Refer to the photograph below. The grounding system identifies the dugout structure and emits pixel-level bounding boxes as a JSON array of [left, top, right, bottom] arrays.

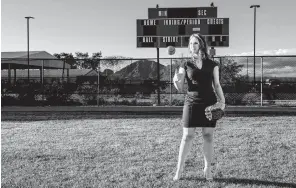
[[1, 51, 71, 84]]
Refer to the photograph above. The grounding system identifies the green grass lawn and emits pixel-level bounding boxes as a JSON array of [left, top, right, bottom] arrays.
[[2, 116, 296, 188]]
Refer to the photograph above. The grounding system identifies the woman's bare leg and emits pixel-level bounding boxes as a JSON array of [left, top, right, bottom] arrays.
[[202, 127, 215, 180], [173, 127, 196, 180]]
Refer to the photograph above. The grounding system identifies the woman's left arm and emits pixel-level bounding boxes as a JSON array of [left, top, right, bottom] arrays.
[[212, 66, 226, 110]]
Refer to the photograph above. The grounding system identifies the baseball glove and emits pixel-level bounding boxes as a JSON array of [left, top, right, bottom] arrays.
[[205, 102, 225, 121], [210, 108, 225, 120]]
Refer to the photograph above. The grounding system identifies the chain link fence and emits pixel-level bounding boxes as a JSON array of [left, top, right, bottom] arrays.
[[2, 56, 296, 106], [215, 56, 296, 106]]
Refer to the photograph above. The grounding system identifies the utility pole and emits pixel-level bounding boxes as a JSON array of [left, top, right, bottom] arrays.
[[25, 16, 34, 83], [250, 5, 260, 85]]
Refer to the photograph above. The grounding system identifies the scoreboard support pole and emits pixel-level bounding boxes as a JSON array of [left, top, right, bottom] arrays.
[[157, 47, 160, 105], [170, 58, 172, 106]]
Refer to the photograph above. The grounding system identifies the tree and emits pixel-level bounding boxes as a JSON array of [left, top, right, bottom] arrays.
[[53, 52, 102, 70], [74, 52, 89, 69], [75, 52, 102, 70], [53, 52, 77, 69], [218, 57, 244, 84]]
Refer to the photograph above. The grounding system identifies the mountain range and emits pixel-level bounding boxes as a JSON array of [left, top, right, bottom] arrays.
[[109, 59, 174, 81]]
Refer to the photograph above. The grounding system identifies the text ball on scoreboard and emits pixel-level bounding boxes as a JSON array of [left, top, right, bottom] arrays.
[[138, 36, 157, 43], [137, 37, 158, 47]]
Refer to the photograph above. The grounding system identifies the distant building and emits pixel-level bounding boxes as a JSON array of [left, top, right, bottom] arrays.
[[1, 51, 70, 69], [1, 51, 71, 84]]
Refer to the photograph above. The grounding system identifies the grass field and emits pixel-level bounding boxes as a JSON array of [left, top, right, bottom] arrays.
[[1, 115, 296, 188]]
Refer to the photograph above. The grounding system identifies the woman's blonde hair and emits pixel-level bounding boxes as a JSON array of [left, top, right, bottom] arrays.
[[188, 33, 209, 60]]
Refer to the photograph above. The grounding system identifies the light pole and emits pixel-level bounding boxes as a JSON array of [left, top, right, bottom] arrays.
[[250, 5, 260, 86], [25, 16, 34, 82]]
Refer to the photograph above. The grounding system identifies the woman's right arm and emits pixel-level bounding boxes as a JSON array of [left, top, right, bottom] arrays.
[[173, 67, 186, 92]]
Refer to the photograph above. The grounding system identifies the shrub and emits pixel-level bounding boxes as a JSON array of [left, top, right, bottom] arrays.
[[241, 93, 260, 105], [120, 99, 131, 106], [171, 98, 184, 106], [69, 94, 85, 105], [44, 81, 71, 106], [76, 81, 98, 105], [225, 93, 244, 105], [150, 92, 158, 105], [1, 95, 19, 106], [17, 84, 40, 106], [87, 99, 98, 105], [128, 99, 137, 106]]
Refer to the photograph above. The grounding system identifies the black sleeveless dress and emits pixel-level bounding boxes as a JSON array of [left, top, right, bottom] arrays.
[[180, 59, 219, 128]]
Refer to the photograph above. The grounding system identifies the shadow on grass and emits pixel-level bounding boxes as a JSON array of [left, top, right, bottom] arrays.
[[183, 177, 296, 187]]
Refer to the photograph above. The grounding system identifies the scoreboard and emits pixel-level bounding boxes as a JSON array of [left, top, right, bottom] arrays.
[[136, 7, 229, 48]]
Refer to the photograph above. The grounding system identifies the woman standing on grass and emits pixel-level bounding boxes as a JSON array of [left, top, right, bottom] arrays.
[[172, 33, 226, 181]]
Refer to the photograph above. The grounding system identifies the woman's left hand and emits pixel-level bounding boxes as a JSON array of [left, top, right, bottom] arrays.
[[205, 102, 225, 120], [205, 106, 212, 120], [219, 102, 226, 110], [209, 102, 226, 111]]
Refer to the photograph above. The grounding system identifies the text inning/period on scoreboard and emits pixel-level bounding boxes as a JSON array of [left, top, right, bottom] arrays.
[[136, 18, 229, 48]]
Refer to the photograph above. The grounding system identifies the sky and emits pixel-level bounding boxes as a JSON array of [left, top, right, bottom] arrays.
[[1, 0, 296, 59]]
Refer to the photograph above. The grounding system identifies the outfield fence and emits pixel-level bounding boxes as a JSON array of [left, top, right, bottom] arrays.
[[1, 55, 296, 106]]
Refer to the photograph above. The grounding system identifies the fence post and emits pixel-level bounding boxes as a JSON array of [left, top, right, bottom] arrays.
[[42, 60, 44, 106], [97, 59, 100, 106], [8, 63, 11, 85], [14, 69, 16, 85], [67, 69, 69, 83], [62, 59, 65, 81], [260, 57, 263, 106], [247, 57, 249, 82], [157, 48, 160, 106]]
